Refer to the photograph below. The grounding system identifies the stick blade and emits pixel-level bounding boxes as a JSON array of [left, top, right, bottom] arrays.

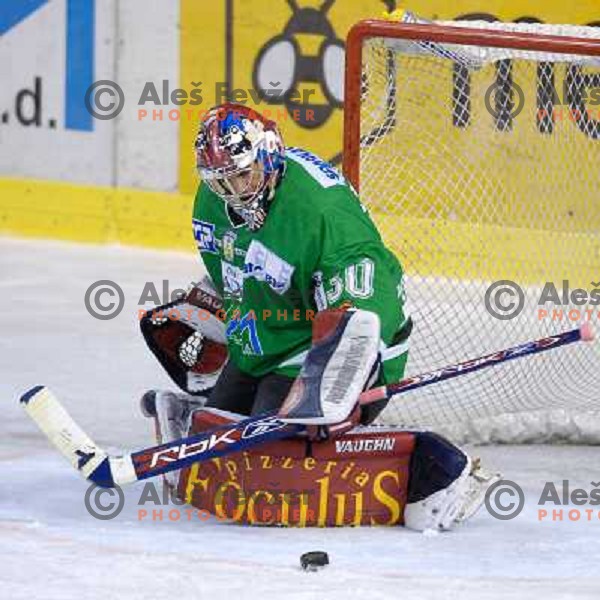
[[20, 386, 118, 487]]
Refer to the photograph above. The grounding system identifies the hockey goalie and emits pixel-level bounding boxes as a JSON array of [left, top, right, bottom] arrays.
[[140, 103, 498, 529]]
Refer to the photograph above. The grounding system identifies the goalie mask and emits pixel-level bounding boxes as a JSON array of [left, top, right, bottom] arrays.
[[195, 103, 286, 230]]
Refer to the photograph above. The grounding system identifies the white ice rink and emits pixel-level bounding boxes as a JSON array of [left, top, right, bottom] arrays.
[[1, 237, 599, 600]]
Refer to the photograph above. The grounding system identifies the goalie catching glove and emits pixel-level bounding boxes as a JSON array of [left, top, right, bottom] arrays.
[[278, 307, 380, 427], [140, 278, 228, 394]]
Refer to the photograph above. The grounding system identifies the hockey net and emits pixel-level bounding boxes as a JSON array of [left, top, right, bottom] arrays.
[[343, 19, 600, 443]]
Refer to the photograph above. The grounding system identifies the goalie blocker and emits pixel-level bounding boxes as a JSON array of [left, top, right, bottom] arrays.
[[278, 307, 381, 427]]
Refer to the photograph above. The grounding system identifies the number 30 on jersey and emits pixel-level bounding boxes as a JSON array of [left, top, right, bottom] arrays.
[[313, 258, 375, 310]]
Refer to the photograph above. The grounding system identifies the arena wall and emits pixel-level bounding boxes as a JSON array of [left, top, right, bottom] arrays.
[[0, 0, 597, 249]]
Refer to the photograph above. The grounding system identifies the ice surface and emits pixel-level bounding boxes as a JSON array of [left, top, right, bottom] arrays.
[[1, 237, 599, 599]]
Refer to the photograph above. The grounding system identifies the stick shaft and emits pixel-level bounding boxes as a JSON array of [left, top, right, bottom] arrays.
[[130, 415, 302, 483], [359, 326, 589, 404]]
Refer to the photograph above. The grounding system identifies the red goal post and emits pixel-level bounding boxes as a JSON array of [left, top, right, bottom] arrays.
[[342, 18, 600, 443], [344, 19, 600, 190]]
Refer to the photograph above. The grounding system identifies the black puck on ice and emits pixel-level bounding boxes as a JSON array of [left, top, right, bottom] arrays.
[[300, 551, 329, 571]]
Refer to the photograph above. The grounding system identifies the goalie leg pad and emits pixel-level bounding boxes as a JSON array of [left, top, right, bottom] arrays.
[[278, 308, 380, 425], [404, 432, 501, 531], [177, 410, 416, 526]]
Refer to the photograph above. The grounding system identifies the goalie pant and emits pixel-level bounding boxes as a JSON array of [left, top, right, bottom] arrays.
[[157, 405, 482, 530]]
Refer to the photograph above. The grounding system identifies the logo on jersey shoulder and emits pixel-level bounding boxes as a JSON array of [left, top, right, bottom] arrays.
[[286, 147, 344, 188], [244, 240, 295, 295], [192, 219, 218, 254], [335, 438, 396, 453]]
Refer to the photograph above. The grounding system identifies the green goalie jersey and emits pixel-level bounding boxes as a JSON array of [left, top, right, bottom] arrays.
[[192, 146, 409, 381]]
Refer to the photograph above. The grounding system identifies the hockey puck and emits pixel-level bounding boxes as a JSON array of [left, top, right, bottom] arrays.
[[300, 551, 329, 571]]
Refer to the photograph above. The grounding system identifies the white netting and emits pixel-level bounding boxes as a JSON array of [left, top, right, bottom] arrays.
[[349, 20, 600, 442]]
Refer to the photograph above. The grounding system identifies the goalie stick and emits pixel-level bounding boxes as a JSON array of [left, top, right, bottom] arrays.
[[20, 323, 594, 488]]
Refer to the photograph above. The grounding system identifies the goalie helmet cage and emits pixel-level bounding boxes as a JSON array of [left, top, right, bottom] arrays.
[[343, 19, 600, 444]]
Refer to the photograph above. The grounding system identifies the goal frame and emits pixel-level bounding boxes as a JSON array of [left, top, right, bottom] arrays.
[[342, 19, 600, 190], [340, 19, 600, 443]]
